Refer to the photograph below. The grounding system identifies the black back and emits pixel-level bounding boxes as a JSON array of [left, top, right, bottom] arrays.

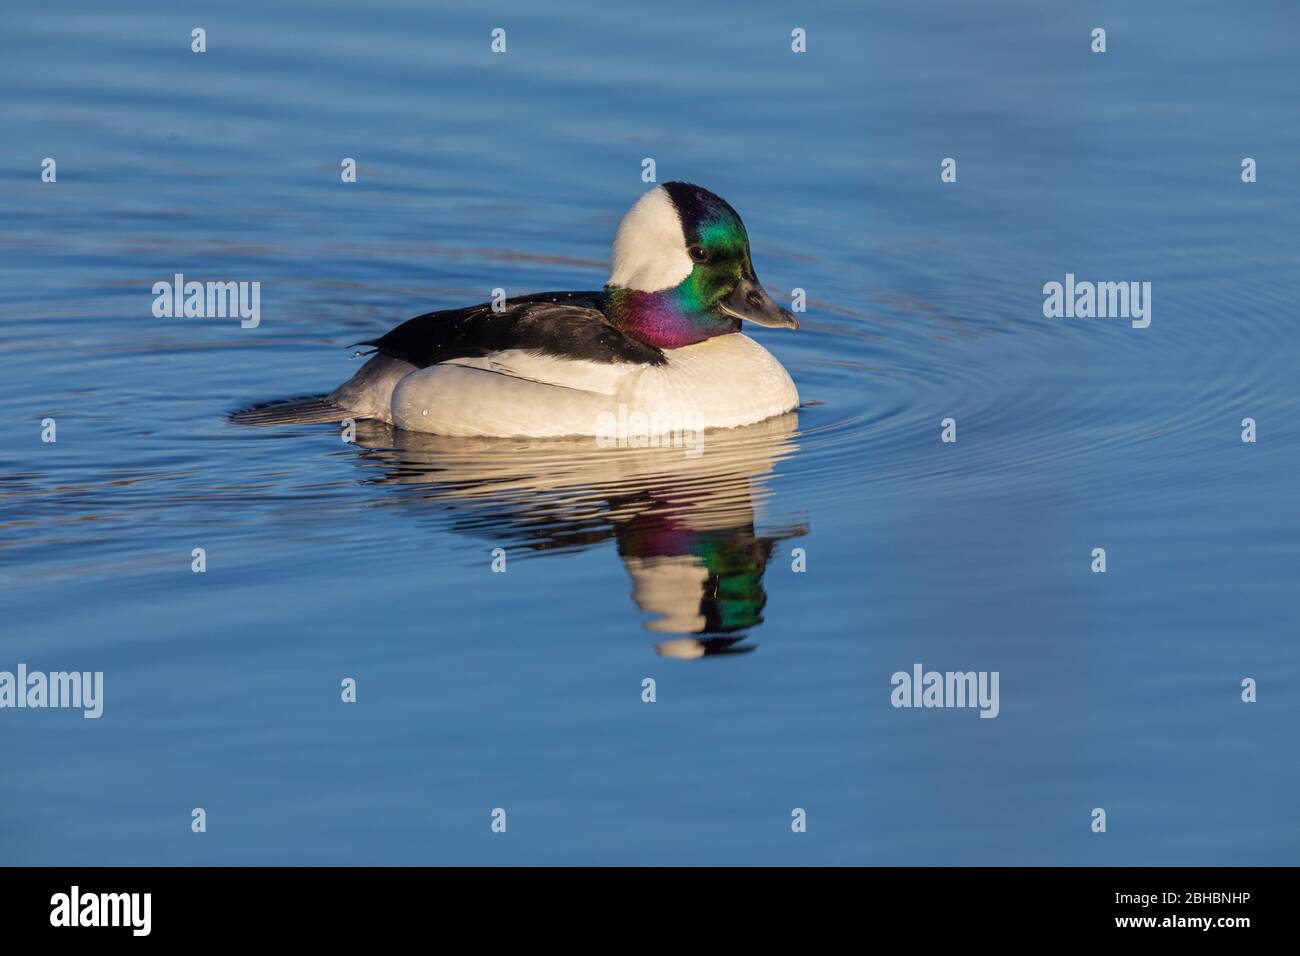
[[360, 290, 665, 368]]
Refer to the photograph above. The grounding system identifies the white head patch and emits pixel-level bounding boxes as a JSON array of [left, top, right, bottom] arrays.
[[607, 186, 694, 292]]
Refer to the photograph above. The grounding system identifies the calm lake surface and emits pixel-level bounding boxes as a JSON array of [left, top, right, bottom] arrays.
[[2, 0, 1297, 865]]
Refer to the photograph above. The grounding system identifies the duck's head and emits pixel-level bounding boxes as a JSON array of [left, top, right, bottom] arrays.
[[606, 182, 798, 349]]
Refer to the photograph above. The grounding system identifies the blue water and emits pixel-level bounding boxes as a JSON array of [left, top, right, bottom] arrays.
[[2, 0, 1297, 865]]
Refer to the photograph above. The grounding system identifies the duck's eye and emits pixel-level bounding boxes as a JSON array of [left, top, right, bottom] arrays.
[[688, 245, 708, 263]]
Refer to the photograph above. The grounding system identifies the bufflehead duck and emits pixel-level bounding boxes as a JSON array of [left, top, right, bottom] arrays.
[[232, 182, 799, 437]]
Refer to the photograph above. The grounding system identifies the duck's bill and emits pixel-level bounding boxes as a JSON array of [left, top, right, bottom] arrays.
[[717, 279, 800, 329]]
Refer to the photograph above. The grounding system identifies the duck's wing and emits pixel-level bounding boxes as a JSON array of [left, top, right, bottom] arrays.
[[360, 291, 666, 369]]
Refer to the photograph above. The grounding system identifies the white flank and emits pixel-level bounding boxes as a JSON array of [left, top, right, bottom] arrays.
[[389, 333, 799, 437], [442, 351, 631, 395]]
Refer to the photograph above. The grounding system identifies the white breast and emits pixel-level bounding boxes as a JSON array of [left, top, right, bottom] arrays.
[[389, 333, 798, 437]]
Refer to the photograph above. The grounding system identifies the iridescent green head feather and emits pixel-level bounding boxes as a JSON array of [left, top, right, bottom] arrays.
[[606, 182, 798, 350]]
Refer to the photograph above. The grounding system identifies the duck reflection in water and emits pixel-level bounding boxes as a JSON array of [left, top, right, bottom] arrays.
[[346, 412, 807, 658]]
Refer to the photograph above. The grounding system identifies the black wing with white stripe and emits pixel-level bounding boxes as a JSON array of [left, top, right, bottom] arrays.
[[361, 291, 665, 368]]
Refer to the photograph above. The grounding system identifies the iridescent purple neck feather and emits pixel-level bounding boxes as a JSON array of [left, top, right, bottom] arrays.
[[605, 286, 739, 350]]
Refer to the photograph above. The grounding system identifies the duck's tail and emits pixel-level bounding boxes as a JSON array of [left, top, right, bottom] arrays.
[[227, 396, 352, 426], [229, 355, 417, 427]]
